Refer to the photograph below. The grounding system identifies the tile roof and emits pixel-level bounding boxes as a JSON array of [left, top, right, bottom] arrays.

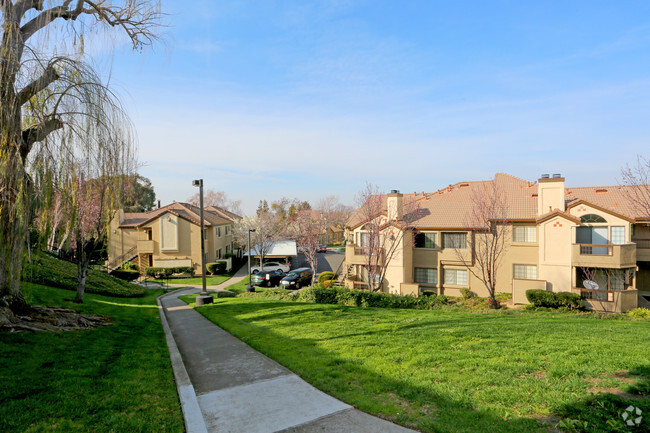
[[346, 173, 649, 230], [119, 202, 241, 228]]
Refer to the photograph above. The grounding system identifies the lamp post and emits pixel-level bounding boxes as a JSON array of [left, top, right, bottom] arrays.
[[246, 229, 256, 292], [192, 179, 213, 306]]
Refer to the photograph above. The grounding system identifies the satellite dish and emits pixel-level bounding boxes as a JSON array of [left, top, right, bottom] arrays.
[[583, 280, 599, 290]]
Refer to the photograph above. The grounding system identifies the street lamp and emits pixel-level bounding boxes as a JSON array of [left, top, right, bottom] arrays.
[[192, 179, 213, 306], [247, 228, 256, 292]]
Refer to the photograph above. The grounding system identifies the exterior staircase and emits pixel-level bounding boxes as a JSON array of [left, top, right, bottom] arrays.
[[107, 246, 138, 272]]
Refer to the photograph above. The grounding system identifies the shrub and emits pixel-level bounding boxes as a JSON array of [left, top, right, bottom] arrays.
[[627, 308, 650, 320], [297, 287, 449, 310], [322, 280, 332, 288], [421, 290, 436, 297], [318, 271, 337, 284], [526, 289, 582, 309], [144, 267, 173, 279], [215, 291, 237, 298], [121, 261, 139, 271], [555, 292, 582, 309], [207, 261, 227, 275], [111, 269, 140, 282], [460, 288, 475, 299]]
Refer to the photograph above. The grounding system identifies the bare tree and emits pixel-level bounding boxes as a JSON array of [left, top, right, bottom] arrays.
[[288, 210, 324, 285], [315, 195, 353, 243], [454, 180, 509, 308], [0, 1, 161, 315], [186, 189, 242, 215], [621, 155, 650, 219], [233, 211, 283, 273], [354, 183, 420, 292]]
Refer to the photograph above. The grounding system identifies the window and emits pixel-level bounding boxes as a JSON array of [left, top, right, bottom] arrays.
[[415, 268, 437, 284], [225, 225, 230, 236], [415, 232, 437, 249], [443, 232, 467, 249], [513, 226, 537, 243], [611, 226, 625, 245], [513, 264, 537, 280], [225, 245, 230, 254], [203, 229, 208, 240], [216, 249, 222, 259], [444, 269, 468, 286], [360, 233, 369, 247], [216, 227, 222, 237], [581, 214, 607, 223]]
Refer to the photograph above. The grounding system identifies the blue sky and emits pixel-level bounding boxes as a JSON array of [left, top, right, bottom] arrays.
[[104, 1, 650, 214]]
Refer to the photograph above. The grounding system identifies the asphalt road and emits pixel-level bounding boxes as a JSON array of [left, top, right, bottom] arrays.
[[292, 249, 345, 276]]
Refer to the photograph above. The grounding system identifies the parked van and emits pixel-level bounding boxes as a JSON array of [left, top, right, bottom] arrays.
[[280, 267, 313, 289]]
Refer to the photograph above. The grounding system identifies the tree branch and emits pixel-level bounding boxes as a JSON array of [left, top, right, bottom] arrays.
[[20, 117, 64, 159], [17, 64, 60, 106]]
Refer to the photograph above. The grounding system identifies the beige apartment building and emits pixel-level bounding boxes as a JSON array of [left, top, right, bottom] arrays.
[[343, 173, 650, 312], [108, 202, 241, 275]]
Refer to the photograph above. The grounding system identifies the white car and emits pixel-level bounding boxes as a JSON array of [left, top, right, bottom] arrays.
[[251, 261, 290, 274]]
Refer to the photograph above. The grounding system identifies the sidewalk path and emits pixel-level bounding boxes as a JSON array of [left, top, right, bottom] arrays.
[[158, 286, 417, 432]]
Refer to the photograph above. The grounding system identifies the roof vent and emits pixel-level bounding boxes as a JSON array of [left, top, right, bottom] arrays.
[[596, 188, 608, 194], [459, 183, 469, 188], [390, 189, 400, 194], [541, 174, 550, 179], [552, 173, 562, 178]]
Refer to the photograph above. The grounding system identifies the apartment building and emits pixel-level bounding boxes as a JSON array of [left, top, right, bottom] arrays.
[[108, 202, 241, 275], [343, 173, 650, 312]]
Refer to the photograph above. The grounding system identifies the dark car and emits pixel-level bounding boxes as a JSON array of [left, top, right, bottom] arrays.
[[251, 269, 285, 287], [280, 267, 313, 290]]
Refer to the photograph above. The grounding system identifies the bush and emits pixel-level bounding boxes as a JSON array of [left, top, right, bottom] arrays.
[[171, 266, 194, 276], [111, 269, 140, 282], [144, 267, 173, 279], [121, 261, 139, 271], [322, 280, 334, 288], [526, 289, 582, 309], [460, 288, 475, 299], [318, 272, 336, 284], [421, 290, 436, 297], [207, 261, 227, 275], [627, 308, 650, 320], [297, 287, 449, 310]]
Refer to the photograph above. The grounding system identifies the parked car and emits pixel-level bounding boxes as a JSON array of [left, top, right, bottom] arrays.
[[316, 244, 327, 253], [251, 270, 285, 287], [250, 261, 290, 274], [280, 267, 314, 290]]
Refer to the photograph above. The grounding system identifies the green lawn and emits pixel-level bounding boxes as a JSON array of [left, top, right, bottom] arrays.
[[183, 296, 649, 433], [166, 273, 233, 286], [1, 283, 184, 433]]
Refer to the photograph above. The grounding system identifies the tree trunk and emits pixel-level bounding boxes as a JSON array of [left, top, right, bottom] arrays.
[[75, 241, 90, 303]]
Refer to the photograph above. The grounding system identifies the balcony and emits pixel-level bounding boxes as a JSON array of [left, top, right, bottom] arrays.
[[634, 239, 650, 261], [571, 287, 638, 313], [571, 243, 636, 269], [137, 240, 155, 254]]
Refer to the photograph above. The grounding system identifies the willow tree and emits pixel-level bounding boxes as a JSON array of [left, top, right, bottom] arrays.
[[0, 1, 160, 315]]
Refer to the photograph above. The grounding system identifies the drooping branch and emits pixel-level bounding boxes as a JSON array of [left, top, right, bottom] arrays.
[[21, 117, 64, 159]]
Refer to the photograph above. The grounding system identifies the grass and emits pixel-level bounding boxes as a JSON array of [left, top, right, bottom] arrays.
[[222, 276, 250, 293], [166, 273, 233, 286], [22, 251, 146, 297], [0, 283, 184, 433], [182, 296, 650, 433]]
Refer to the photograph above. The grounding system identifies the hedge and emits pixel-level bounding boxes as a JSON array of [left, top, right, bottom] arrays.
[[318, 271, 336, 284], [297, 287, 449, 310], [207, 261, 227, 275], [525, 289, 582, 309], [110, 269, 140, 281], [144, 266, 195, 279]]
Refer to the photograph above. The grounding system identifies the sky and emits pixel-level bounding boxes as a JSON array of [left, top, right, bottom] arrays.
[[99, 1, 650, 215]]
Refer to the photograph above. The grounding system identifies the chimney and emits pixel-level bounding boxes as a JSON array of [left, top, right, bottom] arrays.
[[157, 200, 161, 209], [537, 173, 565, 216], [387, 190, 403, 221]]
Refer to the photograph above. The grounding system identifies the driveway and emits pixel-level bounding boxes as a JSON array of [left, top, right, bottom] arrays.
[[292, 249, 344, 275]]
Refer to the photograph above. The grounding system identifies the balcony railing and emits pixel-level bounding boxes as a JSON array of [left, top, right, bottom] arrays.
[[571, 243, 636, 268], [580, 288, 615, 302]]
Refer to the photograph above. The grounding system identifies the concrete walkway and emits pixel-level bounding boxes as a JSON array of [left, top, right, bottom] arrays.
[[157, 280, 417, 432]]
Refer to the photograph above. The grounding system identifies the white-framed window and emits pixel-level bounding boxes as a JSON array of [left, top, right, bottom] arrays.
[[216, 227, 222, 237], [444, 269, 468, 286], [513, 226, 537, 243], [414, 267, 437, 284], [225, 225, 230, 236], [415, 232, 437, 249], [610, 226, 625, 245], [225, 245, 230, 254], [513, 264, 537, 280], [216, 249, 222, 259], [443, 232, 467, 249]]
